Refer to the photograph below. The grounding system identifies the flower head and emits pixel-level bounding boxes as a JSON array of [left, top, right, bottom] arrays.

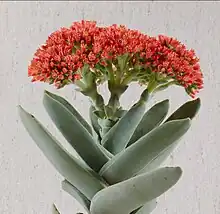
[[28, 20, 203, 97], [28, 20, 101, 88]]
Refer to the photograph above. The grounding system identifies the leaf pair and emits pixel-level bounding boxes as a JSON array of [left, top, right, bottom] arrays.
[[43, 91, 110, 172], [127, 97, 201, 147], [19, 90, 117, 202], [100, 118, 191, 184], [18, 106, 105, 200]]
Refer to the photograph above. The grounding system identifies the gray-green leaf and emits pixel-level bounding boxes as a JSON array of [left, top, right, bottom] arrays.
[[89, 105, 101, 141], [165, 98, 201, 122], [100, 119, 190, 184], [45, 91, 92, 134], [62, 180, 90, 212], [102, 102, 146, 154], [127, 99, 169, 147], [43, 91, 109, 172], [90, 167, 182, 214], [18, 106, 105, 200]]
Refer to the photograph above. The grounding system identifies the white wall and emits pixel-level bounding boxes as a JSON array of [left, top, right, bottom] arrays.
[[0, 2, 219, 214]]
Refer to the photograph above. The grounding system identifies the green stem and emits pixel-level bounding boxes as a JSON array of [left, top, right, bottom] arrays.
[[153, 80, 177, 92], [75, 80, 105, 113], [105, 81, 128, 119], [89, 89, 105, 112], [147, 79, 158, 93], [121, 73, 136, 85]]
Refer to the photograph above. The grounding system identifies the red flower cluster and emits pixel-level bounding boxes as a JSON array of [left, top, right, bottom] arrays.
[[28, 20, 203, 96], [28, 21, 100, 88]]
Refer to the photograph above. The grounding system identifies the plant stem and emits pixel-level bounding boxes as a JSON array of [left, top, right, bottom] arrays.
[[105, 81, 128, 119], [75, 80, 105, 113], [89, 89, 105, 113]]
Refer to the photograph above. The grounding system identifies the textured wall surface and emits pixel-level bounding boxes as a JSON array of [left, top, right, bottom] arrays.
[[0, 1, 219, 214]]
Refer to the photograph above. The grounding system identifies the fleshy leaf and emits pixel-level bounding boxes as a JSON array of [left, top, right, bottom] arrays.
[[89, 105, 101, 141], [100, 119, 191, 184], [90, 167, 182, 214], [127, 99, 169, 147], [62, 180, 90, 212], [165, 98, 201, 122], [43, 91, 109, 172], [131, 200, 157, 214], [45, 91, 92, 134], [18, 106, 105, 200], [102, 102, 146, 154]]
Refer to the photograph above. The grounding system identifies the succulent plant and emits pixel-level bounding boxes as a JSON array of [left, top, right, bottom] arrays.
[[18, 20, 203, 214]]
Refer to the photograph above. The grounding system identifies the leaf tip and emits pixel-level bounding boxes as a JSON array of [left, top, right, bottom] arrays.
[[17, 104, 23, 112], [175, 166, 183, 175], [195, 97, 201, 102], [17, 105, 31, 118], [163, 99, 170, 107], [165, 166, 183, 179], [44, 89, 50, 95], [194, 97, 201, 108], [182, 117, 192, 130], [17, 105, 24, 119], [44, 90, 53, 98], [52, 203, 60, 214]]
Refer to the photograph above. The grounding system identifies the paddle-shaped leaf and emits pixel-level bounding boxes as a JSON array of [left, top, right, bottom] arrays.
[[102, 102, 146, 154], [18, 106, 105, 200], [100, 119, 190, 184], [46, 91, 92, 134], [131, 200, 157, 214], [43, 91, 109, 172], [127, 99, 169, 147], [90, 167, 182, 214], [89, 105, 101, 141], [62, 180, 90, 212], [165, 98, 201, 122]]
